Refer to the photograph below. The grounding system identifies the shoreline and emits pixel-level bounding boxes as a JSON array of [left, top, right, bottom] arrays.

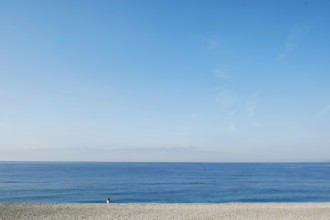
[[1, 202, 330, 219]]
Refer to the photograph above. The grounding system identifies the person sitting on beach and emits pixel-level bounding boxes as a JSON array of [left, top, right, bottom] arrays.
[[107, 198, 110, 204]]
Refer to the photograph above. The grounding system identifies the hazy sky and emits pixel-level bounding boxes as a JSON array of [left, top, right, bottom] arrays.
[[1, 0, 330, 162]]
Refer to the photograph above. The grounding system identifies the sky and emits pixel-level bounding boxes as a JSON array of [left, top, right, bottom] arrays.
[[1, 0, 330, 162]]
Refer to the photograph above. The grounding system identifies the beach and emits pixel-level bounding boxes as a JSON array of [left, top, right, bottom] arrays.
[[1, 203, 330, 220]]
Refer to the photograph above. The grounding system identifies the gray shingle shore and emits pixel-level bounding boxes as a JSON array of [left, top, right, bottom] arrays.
[[1, 202, 330, 220]]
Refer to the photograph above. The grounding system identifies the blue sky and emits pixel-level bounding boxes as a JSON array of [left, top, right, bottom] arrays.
[[1, 0, 330, 162]]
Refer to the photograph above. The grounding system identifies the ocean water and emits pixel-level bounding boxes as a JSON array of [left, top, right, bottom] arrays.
[[1, 162, 330, 203]]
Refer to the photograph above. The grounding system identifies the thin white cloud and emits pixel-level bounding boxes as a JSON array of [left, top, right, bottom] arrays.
[[246, 103, 256, 117], [110, 146, 200, 153], [246, 94, 258, 116], [279, 26, 311, 60], [212, 68, 229, 79], [185, 113, 199, 120], [175, 126, 190, 136], [228, 121, 235, 131], [198, 36, 219, 50], [228, 111, 236, 131], [250, 121, 261, 127], [207, 40, 218, 49], [246, 94, 261, 127], [315, 105, 330, 117], [216, 91, 235, 108]]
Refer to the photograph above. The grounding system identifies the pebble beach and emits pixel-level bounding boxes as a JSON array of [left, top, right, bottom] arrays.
[[1, 202, 330, 220]]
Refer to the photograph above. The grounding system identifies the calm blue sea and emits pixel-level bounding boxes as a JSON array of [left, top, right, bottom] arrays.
[[1, 162, 330, 203]]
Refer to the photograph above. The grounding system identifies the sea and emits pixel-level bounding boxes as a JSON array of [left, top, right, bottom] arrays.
[[1, 162, 330, 203]]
